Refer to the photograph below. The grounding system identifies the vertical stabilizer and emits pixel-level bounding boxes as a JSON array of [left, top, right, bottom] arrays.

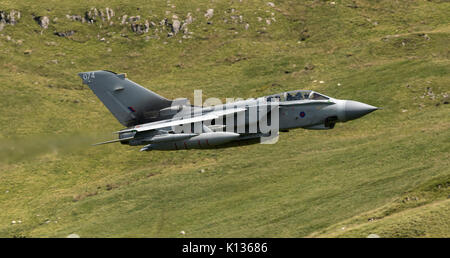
[[79, 70, 172, 126]]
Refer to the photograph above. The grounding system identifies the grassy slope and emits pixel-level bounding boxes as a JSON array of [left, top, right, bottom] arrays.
[[0, 0, 448, 237]]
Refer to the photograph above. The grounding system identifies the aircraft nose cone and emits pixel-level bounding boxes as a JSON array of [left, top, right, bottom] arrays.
[[344, 100, 378, 121]]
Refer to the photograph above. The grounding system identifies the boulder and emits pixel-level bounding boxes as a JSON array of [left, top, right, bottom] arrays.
[[36, 16, 50, 29], [205, 9, 214, 19], [172, 19, 181, 34]]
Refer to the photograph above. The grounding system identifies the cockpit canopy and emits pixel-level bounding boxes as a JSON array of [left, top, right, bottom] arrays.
[[266, 90, 330, 102]]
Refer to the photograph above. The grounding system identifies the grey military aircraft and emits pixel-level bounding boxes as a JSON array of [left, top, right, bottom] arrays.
[[79, 70, 378, 151]]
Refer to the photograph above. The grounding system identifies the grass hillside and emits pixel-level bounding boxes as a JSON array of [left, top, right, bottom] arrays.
[[0, 0, 448, 237]]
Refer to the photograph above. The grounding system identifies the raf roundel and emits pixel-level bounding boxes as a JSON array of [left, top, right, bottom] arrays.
[[300, 111, 306, 118]]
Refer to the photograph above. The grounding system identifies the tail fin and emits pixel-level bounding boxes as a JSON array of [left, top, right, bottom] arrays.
[[79, 70, 172, 127]]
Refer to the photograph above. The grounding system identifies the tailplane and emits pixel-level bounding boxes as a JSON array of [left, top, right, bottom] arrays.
[[79, 70, 172, 126]]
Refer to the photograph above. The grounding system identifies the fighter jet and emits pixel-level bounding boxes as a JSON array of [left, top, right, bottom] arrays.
[[79, 70, 378, 151]]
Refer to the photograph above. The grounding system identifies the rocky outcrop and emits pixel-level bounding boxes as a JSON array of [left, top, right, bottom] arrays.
[[131, 21, 149, 34], [84, 7, 99, 23], [0, 10, 21, 25], [34, 16, 50, 29]]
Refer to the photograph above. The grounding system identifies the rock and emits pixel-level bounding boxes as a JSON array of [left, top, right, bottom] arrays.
[[205, 9, 214, 19], [105, 7, 114, 21], [131, 23, 140, 33], [131, 21, 149, 34], [85, 8, 98, 23], [160, 18, 168, 26], [367, 234, 380, 238], [24, 49, 32, 55], [180, 22, 189, 34], [121, 15, 128, 25], [304, 64, 315, 71], [129, 15, 140, 23], [36, 16, 50, 29], [180, 231, 185, 235], [11, 220, 16, 224], [9, 10, 19, 25], [67, 233, 80, 238], [144, 20, 150, 33], [0, 10, 21, 25], [99, 9, 105, 22], [185, 13, 193, 25], [267, 2, 275, 7], [66, 14, 83, 22], [319, 81, 325, 84], [54, 30, 75, 37], [172, 19, 181, 34]]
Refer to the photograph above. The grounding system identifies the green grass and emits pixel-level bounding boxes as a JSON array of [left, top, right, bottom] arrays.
[[0, 0, 449, 237]]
